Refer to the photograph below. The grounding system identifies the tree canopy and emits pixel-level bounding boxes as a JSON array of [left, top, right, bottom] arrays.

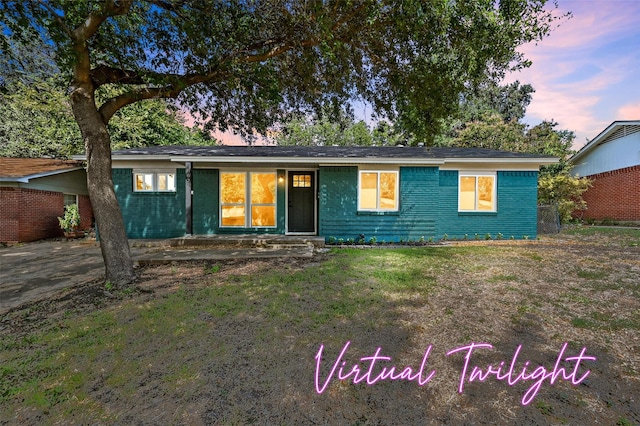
[[0, 32, 214, 158], [0, 80, 215, 158], [0, 0, 565, 286], [1, 0, 563, 143], [432, 79, 589, 223]]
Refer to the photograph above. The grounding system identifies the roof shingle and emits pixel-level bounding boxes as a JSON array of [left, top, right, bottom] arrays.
[[111, 145, 552, 159], [0, 158, 84, 180]]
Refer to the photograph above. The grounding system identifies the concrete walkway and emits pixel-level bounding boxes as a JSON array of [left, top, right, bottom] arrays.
[[0, 238, 317, 313]]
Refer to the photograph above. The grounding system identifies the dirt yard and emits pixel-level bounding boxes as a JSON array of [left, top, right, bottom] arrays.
[[1, 227, 639, 425]]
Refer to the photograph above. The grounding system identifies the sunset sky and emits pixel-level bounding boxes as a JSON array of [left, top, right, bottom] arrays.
[[504, 0, 640, 148], [208, 0, 640, 147]]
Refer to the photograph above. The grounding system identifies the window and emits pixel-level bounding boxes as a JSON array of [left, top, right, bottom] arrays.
[[220, 172, 276, 227], [292, 174, 311, 188], [358, 170, 398, 211], [157, 173, 175, 191], [63, 193, 77, 207], [133, 171, 176, 192], [459, 173, 496, 212]]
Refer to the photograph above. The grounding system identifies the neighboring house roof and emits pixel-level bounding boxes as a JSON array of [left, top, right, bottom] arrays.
[[0, 158, 85, 183], [570, 120, 640, 177], [571, 120, 640, 164], [97, 145, 557, 166]]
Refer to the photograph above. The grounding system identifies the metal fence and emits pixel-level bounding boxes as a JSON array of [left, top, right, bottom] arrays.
[[537, 204, 561, 234]]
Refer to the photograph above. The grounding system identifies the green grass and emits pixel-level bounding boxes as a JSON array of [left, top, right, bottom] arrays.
[[562, 226, 640, 247], [576, 268, 609, 280], [0, 247, 466, 418], [0, 242, 637, 423], [563, 226, 640, 237], [571, 317, 598, 329], [487, 274, 519, 283], [571, 311, 640, 331], [535, 400, 554, 415]]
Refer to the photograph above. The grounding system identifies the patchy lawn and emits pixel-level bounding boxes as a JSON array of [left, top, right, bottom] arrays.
[[1, 227, 639, 425]]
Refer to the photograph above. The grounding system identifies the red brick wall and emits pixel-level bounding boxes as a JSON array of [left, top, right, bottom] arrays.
[[580, 165, 640, 221], [77, 194, 94, 230], [0, 187, 94, 243], [0, 187, 20, 242]]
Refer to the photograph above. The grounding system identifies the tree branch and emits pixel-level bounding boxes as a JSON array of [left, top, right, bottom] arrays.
[[98, 87, 175, 122], [36, 0, 73, 38], [97, 70, 227, 123], [90, 64, 189, 87], [332, 2, 370, 33], [95, 2, 368, 121], [72, 0, 132, 41]]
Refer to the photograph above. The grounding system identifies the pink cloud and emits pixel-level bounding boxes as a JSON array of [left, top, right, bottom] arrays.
[[505, 0, 640, 147], [180, 108, 271, 145], [527, 1, 640, 51], [618, 102, 640, 120]]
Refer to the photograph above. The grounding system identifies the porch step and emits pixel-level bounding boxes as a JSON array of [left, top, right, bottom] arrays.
[[169, 234, 325, 249]]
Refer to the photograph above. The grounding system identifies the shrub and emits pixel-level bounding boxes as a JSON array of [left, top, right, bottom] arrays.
[[538, 172, 592, 223], [58, 204, 80, 232]]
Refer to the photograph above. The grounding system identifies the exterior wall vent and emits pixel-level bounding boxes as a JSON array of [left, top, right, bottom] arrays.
[[601, 124, 640, 145]]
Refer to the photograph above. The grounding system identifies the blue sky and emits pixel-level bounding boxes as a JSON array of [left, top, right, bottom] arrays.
[[206, 0, 640, 147], [505, 0, 640, 148]]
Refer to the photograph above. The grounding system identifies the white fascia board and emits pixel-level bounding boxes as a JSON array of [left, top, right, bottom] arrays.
[[112, 159, 185, 169], [75, 154, 176, 161], [440, 158, 558, 171], [112, 155, 174, 161], [168, 156, 445, 165], [107, 154, 553, 168], [443, 157, 558, 164], [0, 177, 29, 183]]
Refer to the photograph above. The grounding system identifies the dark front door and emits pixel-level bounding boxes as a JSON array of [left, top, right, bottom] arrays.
[[288, 171, 315, 233]]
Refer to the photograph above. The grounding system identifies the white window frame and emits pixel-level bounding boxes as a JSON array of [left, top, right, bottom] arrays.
[[156, 172, 176, 192], [358, 169, 399, 212], [458, 171, 497, 212], [220, 171, 277, 228], [133, 170, 176, 192], [63, 193, 78, 207]]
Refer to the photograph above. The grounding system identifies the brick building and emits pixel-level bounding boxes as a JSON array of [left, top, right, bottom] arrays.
[[571, 121, 640, 223], [0, 158, 93, 243]]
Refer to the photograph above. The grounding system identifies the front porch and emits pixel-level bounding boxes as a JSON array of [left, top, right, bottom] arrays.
[[168, 234, 326, 249]]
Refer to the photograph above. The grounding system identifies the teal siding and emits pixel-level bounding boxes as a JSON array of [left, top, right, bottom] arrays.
[[192, 169, 286, 235], [192, 169, 218, 234], [319, 166, 438, 242], [113, 168, 186, 239], [437, 170, 538, 239], [114, 166, 539, 240]]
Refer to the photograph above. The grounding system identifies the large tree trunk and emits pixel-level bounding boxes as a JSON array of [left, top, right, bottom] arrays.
[[70, 86, 137, 287]]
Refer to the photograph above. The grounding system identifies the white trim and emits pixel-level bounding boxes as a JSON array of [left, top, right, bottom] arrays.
[[113, 160, 184, 169], [132, 170, 177, 192], [357, 169, 399, 212], [458, 171, 497, 213], [219, 171, 278, 229], [81, 151, 557, 169], [440, 161, 553, 172]]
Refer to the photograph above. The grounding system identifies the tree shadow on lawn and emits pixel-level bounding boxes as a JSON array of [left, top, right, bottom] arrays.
[[1, 246, 638, 425]]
